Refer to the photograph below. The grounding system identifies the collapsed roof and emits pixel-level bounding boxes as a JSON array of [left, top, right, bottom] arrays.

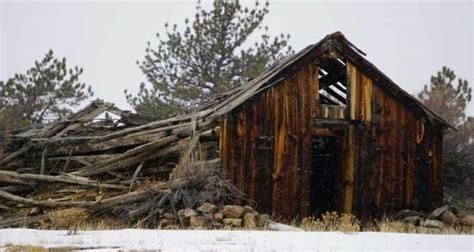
[[195, 31, 452, 129]]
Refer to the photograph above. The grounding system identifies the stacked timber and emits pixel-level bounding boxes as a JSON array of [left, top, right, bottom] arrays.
[[0, 99, 238, 228]]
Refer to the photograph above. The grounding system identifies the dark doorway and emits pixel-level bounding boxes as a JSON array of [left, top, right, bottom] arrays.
[[310, 136, 339, 217]]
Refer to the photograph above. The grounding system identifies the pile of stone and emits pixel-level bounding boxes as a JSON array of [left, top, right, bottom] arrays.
[[396, 205, 474, 229], [159, 203, 271, 229]]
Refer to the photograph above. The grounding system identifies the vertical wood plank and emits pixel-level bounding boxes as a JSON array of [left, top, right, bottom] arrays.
[[301, 64, 314, 218], [362, 75, 373, 123], [348, 62, 358, 120], [343, 125, 355, 213], [248, 103, 258, 203]]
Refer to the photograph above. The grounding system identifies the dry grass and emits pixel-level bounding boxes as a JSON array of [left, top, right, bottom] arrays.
[[24, 209, 472, 234], [72, 217, 126, 231], [298, 212, 473, 234], [45, 208, 90, 229], [368, 217, 472, 234], [300, 212, 360, 232], [34, 208, 125, 231], [4, 245, 92, 252], [5, 245, 48, 252], [4, 245, 75, 252]]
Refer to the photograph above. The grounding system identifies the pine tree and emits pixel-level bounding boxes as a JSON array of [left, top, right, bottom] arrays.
[[0, 49, 93, 126], [418, 66, 473, 201], [418, 66, 471, 126], [125, 0, 293, 119]]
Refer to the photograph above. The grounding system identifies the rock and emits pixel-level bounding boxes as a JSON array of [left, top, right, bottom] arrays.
[[428, 205, 451, 220], [456, 209, 469, 218], [440, 211, 458, 226], [178, 208, 196, 226], [242, 212, 257, 229], [256, 214, 270, 228], [183, 208, 198, 218], [243, 205, 257, 214], [222, 205, 244, 218], [28, 207, 41, 215], [395, 209, 425, 220], [190, 215, 208, 228], [214, 212, 224, 222], [267, 220, 304, 231], [401, 216, 423, 225], [459, 215, 474, 226], [197, 203, 218, 214], [223, 218, 242, 228], [420, 219, 444, 229]]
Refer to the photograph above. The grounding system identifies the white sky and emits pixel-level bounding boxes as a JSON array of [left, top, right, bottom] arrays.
[[1, 0, 473, 115]]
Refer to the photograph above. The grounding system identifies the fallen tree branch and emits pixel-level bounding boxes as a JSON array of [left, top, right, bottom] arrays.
[[129, 162, 144, 192], [0, 143, 32, 167], [0, 190, 97, 208], [71, 137, 185, 177], [0, 170, 213, 209], [0, 170, 127, 189]]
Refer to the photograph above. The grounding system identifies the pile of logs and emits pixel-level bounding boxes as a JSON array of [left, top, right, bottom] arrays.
[[0, 99, 236, 228]]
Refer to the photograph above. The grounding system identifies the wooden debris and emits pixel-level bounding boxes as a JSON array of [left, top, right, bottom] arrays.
[[0, 99, 226, 228]]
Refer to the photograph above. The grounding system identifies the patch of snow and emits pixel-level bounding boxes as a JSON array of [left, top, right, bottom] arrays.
[[0, 229, 472, 251]]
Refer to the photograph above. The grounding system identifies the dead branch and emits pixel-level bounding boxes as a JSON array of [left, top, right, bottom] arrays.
[[0, 170, 127, 189]]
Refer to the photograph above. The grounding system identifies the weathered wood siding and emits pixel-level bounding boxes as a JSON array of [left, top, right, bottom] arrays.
[[347, 62, 443, 219], [220, 58, 443, 220], [343, 63, 374, 214], [316, 105, 346, 120], [220, 63, 317, 218]]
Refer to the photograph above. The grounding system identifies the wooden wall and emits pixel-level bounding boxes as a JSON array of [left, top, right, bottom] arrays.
[[348, 62, 444, 220], [220, 58, 444, 220], [220, 63, 317, 218]]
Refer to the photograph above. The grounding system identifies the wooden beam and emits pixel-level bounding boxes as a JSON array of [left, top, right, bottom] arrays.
[[319, 93, 339, 105], [323, 86, 346, 104], [327, 83, 347, 98], [0, 170, 127, 189], [312, 128, 336, 137], [319, 71, 347, 89], [313, 118, 350, 126]]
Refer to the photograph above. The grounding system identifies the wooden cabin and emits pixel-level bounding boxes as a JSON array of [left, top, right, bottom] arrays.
[[0, 32, 452, 226], [210, 32, 452, 220]]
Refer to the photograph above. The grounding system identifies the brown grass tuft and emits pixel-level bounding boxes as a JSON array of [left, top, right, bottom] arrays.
[[46, 208, 90, 229], [300, 212, 360, 232], [298, 212, 472, 234]]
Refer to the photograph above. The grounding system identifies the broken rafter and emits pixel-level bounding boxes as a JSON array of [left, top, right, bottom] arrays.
[[0, 170, 212, 210], [70, 135, 182, 177], [319, 70, 346, 89], [0, 170, 127, 189], [322, 86, 346, 105]]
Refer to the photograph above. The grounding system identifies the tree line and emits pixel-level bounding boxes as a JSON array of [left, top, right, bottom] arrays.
[[0, 0, 472, 203]]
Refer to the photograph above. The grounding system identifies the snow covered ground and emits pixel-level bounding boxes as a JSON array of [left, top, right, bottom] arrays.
[[0, 228, 472, 251]]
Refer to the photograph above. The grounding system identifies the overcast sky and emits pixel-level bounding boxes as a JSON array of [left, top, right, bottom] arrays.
[[1, 0, 473, 115]]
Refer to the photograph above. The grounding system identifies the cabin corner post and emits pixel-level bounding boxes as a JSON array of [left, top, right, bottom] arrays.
[[437, 128, 444, 205]]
